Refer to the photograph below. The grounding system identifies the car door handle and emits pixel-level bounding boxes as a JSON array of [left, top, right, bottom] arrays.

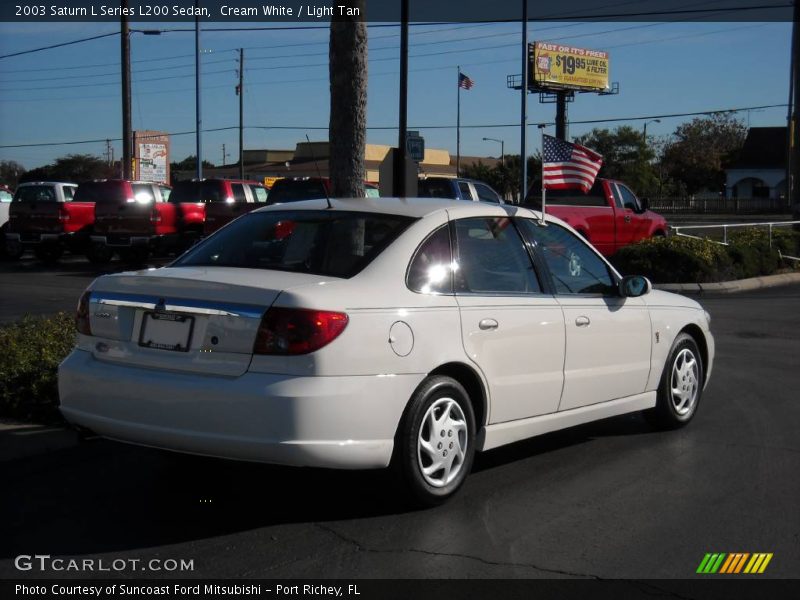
[[575, 316, 591, 327], [479, 319, 499, 331], [624, 214, 632, 223]]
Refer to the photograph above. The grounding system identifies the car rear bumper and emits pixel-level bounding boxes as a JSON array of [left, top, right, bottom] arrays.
[[58, 349, 422, 469], [7, 231, 65, 245]]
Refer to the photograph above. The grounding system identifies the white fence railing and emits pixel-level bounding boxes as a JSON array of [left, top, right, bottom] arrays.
[[670, 221, 800, 262]]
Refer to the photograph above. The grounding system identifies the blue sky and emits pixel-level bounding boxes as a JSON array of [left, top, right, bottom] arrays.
[[0, 18, 792, 170]]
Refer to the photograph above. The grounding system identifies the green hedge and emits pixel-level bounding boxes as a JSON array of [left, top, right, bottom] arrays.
[[611, 229, 799, 284], [0, 313, 75, 423]]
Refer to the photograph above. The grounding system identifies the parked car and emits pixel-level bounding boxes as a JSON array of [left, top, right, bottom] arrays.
[[418, 176, 503, 203], [525, 178, 668, 256], [268, 177, 378, 204], [0, 185, 12, 257], [192, 179, 270, 236], [59, 198, 714, 506], [87, 180, 173, 263], [5, 181, 82, 261]]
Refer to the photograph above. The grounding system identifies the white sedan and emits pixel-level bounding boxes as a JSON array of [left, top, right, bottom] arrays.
[[59, 198, 714, 505]]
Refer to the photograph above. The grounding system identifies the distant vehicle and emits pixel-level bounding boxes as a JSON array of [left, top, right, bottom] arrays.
[[0, 185, 12, 257], [268, 178, 379, 204], [417, 177, 503, 204], [525, 178, 669, 256], [85, 180, 173, 263], [5, 181, 83, 262], [188, 179, 270, 236]]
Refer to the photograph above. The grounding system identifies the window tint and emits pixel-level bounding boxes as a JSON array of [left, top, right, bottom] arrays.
[[473, 182, 500, 203], [175, 210, 414, 278], [617, 184, 641, 212], [231, 183, 247, 202], [518, 220, 616, 295], [63, 186, 76, 202], [74, 182, 126, 204], [170, 181, 225, 203], [407, 225, 454, 294], [14, 185, 57, 202], [454, 217, 541, 294], [268, 179, 329, 203], [457, 181, 473, 200], [252, 186, 269, 202], [418, 178, 454, 199], [527, 179, 607, 209]]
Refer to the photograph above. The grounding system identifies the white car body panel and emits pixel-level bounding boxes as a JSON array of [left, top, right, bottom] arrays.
[[59, 198, 715, 471]]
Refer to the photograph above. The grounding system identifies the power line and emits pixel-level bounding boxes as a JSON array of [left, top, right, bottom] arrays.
[[0, 31, 119, 60], [0, 103, 787, 149]]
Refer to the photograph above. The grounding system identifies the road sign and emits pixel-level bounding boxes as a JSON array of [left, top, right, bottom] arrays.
[[406, 131, 425, 162]]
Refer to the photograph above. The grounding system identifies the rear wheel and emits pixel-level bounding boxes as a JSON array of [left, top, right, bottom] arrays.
[[644, 332, 703, 429], [2, 226, 23, 260], [393, 376, 476, 507]]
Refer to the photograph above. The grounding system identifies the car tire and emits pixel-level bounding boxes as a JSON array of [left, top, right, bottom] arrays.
[[393, 376, 476, 507], [644, 332, 704, 430], [2, 227, 23, 260]]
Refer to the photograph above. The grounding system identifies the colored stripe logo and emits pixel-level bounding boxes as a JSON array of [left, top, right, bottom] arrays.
[[697, 553, 773, 574]]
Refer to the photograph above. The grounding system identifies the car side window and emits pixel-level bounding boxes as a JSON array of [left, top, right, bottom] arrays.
[[159, 185, 172, 202], [473, 183, 501, 203], [0, 190, 11, 202], [407, 225, 454, 295], [610, 184, 624, 209], [252, 186, 269, 203], [231, 183, 247, 202], [62, 186, 76, 202], [518, 220, 617, 295], [454, 217, 541, 294], [131, 184, 155, 204], [457, 181, 473, 201], [617, 184, 641, 212]]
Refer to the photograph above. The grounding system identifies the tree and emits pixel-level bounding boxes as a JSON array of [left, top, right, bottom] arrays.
[[170, 155, 214, 173], [661, 113, 747, 195], [573, 126, 657, 196], [0, 160, 26, 188], [328, 0, 367, 198], [462, 154, 541, 202], [19, 154, 116, 184]]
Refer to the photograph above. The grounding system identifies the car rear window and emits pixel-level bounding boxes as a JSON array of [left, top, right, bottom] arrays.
[[174, 210, 415, 278], [418, 179, 455, 199], [526, 180, 607, 208], [268, 180, 328, 203], [73, 182, 127, 203], [14, 185, 58, 202], [170, 181, 227, 203]]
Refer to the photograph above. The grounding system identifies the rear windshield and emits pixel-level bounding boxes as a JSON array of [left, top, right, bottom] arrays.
[[14, 185, 59, 202], [174, 210, 415, 278], [73, 182, 126, 203], [268, 180, 328, 203], [418, 179, 455, 199], [525, 180, 607, 208], [170, 181, 228, 203]]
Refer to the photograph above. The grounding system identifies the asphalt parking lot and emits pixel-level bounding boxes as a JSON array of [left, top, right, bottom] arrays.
[[0, 258, 798, 580]]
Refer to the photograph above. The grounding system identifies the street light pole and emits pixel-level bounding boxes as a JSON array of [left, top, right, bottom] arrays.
[[195, 4, 203, 180], [482, 137, 505, 167], [121, 0, 132, 179], [642, 118, 661, 142]]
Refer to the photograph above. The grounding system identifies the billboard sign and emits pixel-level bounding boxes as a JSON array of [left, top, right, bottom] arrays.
[[133, 130, 170, 183], [529, 42, 609, 92]]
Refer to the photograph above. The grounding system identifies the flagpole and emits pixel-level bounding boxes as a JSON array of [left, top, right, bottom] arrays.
[[540, 129, 547, 224], [457, 66, 461, 177]]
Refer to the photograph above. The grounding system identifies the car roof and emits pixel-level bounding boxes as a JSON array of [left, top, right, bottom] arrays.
[[252, 196, 549, 221], [18, 181, 77, 186]]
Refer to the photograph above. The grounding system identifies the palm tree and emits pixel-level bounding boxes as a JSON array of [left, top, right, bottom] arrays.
[[329, 0, 367, 198]]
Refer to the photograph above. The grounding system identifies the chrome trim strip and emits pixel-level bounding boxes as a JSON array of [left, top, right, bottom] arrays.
[[90, 291, 265, 318]]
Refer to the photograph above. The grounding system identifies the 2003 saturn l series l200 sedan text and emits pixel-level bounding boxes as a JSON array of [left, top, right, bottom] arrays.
[[58, 198, 714, 505]]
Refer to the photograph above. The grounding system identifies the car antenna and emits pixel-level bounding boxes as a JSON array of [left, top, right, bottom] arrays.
[[306, 134, 332, 209]]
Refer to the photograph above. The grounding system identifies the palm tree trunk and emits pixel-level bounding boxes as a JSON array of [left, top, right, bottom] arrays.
[[329, 0, 367, 198]]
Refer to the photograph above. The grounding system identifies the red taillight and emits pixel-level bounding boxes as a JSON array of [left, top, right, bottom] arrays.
[[253, 308, 348, 355], [58, 206, 70, 222], [76, 290, 92, 335]]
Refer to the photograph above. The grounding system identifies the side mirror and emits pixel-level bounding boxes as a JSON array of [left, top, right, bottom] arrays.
[[619, 275, 652, 297], [639, 197, 649, 211]]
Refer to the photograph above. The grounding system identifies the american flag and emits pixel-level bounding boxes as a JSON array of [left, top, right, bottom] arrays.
[[458, 72, 474, 90], [542, 134, 603, 192]]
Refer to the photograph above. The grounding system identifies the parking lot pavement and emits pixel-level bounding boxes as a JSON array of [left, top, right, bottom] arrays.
[[0, 284, 797, 580]]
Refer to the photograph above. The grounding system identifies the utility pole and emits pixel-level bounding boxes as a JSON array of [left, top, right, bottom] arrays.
[[555, 91, 568, 140], [195, 5, 203, 180], [121, 0, 132, 179], [222, 144, 227, 166], [788, 0, 799, 209], [520, 0, 528, 204], [394, 0, 409, 197], [239, 48, 244, 179]]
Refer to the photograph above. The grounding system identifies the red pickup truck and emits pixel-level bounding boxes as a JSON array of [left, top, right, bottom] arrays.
[[5, 181, 85, 261], [526, 178, 668, 256]]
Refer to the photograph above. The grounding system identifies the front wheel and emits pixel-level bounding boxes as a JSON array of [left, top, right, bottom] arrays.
[[393, 376, 476, 507], [644, 332, 703, 429]]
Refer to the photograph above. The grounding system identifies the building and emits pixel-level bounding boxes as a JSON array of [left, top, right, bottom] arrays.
[[725, 127, 788, 200]]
